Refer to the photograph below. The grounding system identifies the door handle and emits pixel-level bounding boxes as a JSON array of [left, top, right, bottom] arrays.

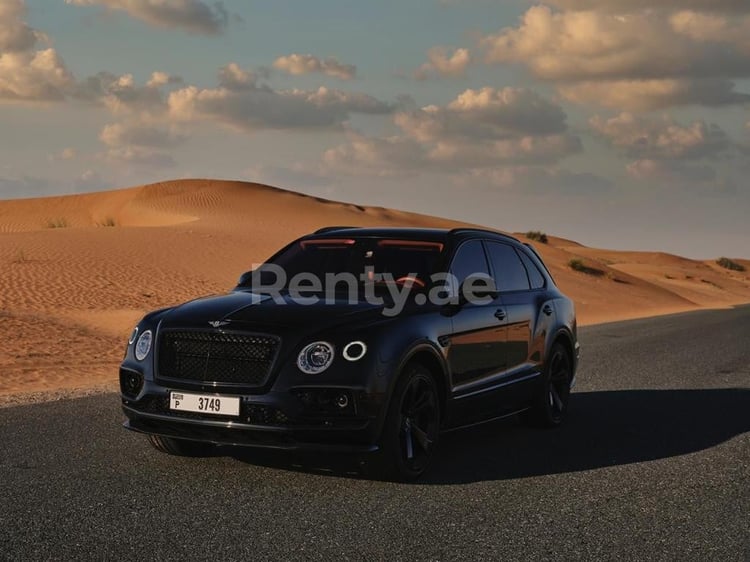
[[494, 309, 506, 321], [542, 304, 553, 316]]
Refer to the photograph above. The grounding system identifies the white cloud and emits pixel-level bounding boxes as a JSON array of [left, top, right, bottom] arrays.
[[0, 0, 37, 52], [590, 112, 740, 189], [395, 87, 568, 142], [76, 168, 104, 189], [558, 78, 750, 112], [626, 159, 712, 181], [482, 6, 750, 82], [74, 71, 170, 114], [480, 5, 750, 110], [458, 167, 612, 194], [49, 147, 78, 161], [99, 118, 186, 168], [273, 54, 356, 80], [65, 0, 229, 35], [625, 159, 735, 194], [414, 47, 470, 80], [0, 1, 74, 102], [545, 1, 750, 13], [218, 63, 257, 90], [669, 11, 750, 47], [146, 71, 182, 88], [168, 65, 392, 132], [590, 113, 733, 160], [426, 134, 581, 167], [100, 122, 186, 148], [105, 146, 176, 167], [323, 135, 432, 177], [322, 87, 581, 178], [0, 48, 74, 101]]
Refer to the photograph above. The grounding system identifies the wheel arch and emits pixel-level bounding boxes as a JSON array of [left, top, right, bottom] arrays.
[[550, 327, 575, 370], [386, 341, 450, 427]]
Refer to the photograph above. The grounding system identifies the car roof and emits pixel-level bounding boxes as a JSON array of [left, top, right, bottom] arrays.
[[306, 226, 521, 245]]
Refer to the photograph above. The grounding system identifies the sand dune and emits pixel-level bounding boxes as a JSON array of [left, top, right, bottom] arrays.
[[1, 179, 748, 397]]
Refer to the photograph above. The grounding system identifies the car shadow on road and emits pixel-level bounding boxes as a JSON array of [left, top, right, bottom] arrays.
[[226, 388, 750, 483], [425, 388, 750, 484]]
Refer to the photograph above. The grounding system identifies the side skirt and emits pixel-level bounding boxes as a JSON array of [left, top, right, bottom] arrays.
[[442, 407, 529, 433]]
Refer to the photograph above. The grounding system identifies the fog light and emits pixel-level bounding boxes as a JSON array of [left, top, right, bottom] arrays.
[[120, 369, 143, 398], [336, 393, 349, 409]]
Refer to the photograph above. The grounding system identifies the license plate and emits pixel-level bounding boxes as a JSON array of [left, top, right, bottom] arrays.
[[170, 392, 240, 417]]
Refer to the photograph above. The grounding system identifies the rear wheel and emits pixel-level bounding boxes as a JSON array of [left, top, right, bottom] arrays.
[[367, 363, 441, 481], [147, 435, 215, 456], [523, 342, 572, 427]]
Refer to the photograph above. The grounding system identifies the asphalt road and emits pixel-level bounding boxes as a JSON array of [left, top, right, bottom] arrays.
[[1, 306, 749, 561]]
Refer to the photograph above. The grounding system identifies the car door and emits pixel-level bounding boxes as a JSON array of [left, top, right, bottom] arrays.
[[484, 241, 535, 381], [448, 240, 507, 417]]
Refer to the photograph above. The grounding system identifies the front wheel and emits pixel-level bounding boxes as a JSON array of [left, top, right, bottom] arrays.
[[523, 342, 572, 428], [367, 363, 441, 481], [147, 435, 215, 456]]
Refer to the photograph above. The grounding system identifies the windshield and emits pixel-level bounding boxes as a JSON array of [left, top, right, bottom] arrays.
[[251, 237, 445, 291]]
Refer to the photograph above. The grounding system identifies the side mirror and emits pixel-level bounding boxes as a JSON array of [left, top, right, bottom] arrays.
[[237, 270, 254, 287]]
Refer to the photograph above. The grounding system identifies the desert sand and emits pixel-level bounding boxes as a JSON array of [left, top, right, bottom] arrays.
[[1, 179, 749, 399]]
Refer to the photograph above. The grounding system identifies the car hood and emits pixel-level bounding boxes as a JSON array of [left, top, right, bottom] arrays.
[[158, 291, 389, 333]]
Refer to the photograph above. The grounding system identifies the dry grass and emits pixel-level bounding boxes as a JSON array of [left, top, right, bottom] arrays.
[[97, 217, 117, 227], [716, 257, 745, 272], [526, 230, 548, 244], [569, 258, 605, 277], [45, 217, 69, 229]]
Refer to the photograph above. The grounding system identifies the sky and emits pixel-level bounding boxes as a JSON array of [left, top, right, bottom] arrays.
[[1, 0, 749, 258]]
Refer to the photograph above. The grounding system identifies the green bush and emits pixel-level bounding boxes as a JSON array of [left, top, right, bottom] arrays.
[[526, 230, 548, 244], [568, 258, 604, 276], [716, 257, 745, 272]]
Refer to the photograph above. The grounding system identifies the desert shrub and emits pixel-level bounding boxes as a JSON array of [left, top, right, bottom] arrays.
[[716, 257, 745, 272], [526, 230, 548, 244], [45, 217, 69, 229], [568, 258, 604, 276], [568, 259, 584, 271], [13, 248, 28, 263], [98, 217, 117, 227]]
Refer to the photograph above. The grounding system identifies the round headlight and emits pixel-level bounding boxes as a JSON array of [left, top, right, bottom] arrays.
[[343, 341, 367, 361], [297, 341, 334, 374], [135, 330, 153, 361]]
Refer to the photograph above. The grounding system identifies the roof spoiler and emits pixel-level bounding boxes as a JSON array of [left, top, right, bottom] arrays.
[[448, 227, 519, 243], [313, 226, 362, 235]]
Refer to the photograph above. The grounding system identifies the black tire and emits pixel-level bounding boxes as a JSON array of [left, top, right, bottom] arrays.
[[523, 342, 572, 428], [367, 363, 441, 482], [147, 434, 215, 457]]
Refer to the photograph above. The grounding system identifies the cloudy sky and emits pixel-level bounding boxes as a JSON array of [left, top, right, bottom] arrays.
[[1, 0, 749, 258]]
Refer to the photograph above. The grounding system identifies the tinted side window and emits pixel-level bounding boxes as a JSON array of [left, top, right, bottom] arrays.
[[485, 242, 530, 292], [449, 240, 490, 286], [517, 249, 545, 289]]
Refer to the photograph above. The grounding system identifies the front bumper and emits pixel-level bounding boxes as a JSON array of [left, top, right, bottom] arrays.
[[123, 407, 378, 453], [121, 381, 385, 453]]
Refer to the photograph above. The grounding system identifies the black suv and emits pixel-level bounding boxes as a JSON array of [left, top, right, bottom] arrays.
[[121, 227, 579, 480]]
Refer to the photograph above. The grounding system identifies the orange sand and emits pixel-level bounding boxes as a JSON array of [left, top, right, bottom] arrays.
[[1, 179, 748, 397]]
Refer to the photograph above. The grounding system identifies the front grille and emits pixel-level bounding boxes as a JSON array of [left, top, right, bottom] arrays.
[[157, 330, 280, 387]]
